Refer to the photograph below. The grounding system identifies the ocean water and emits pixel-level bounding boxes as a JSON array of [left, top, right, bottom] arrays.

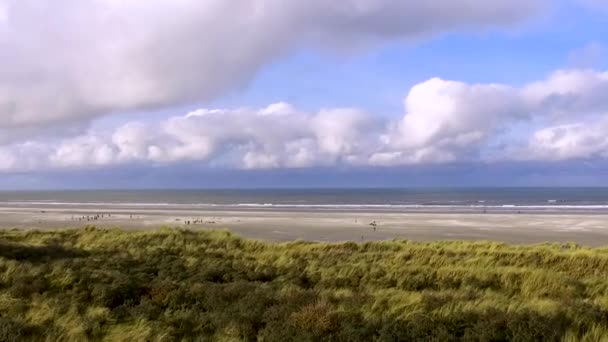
[[0, 188, 607, 211]]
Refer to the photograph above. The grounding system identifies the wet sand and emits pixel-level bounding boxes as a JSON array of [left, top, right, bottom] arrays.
[[2, 204, 608, 246]]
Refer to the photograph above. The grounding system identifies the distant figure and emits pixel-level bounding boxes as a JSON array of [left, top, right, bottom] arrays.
[[369, 221, 377, 232]]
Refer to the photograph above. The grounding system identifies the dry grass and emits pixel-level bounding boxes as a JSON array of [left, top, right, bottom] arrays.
[[0, 227, 607, 341]]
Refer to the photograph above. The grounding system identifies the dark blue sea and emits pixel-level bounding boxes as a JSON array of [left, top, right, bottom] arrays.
[[0, 188, 607, 210]]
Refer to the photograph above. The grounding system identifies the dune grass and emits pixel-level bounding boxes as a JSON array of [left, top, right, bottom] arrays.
[[1, 227, 608, 341]]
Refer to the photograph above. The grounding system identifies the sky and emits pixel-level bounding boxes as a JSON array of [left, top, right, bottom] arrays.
[[1, 0, 608, 189]]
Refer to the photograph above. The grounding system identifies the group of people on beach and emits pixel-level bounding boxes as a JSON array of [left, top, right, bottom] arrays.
[[184, 218, 218, 225], [69, 213, 146, 221], [71, 213, 111, 222], [68, 214, 224, 225]]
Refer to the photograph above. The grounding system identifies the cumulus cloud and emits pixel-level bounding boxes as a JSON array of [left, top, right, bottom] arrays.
[[0, 103, 385, 171], [534, 122, 608, 159], [510, 120, 608, 161], [2, 68, 608, 172], [0, 0, 546, 137], [522, 69, 608, 118], [376, 78, 524, 164]]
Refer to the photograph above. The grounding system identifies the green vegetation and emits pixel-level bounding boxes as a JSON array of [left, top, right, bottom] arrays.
[[2, 227, 608, 341]]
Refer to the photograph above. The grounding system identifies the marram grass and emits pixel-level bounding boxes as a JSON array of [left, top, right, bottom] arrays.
[[1, 227, 608, 341]]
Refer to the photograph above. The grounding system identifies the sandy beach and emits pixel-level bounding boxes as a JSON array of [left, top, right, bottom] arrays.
[[2, 203, 608, 246]]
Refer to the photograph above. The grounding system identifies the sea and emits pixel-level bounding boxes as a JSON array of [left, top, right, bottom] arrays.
[[0, 188, 608, 213]]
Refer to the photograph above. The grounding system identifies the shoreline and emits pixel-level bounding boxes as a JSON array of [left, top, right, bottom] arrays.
[[3, 202, 608, 215], [2, 204, 608, 246]]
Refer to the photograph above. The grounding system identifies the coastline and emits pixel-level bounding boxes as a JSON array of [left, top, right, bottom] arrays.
[[3, 203, 608, 246]]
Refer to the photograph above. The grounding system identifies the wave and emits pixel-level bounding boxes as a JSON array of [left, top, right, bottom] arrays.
[[2, 201, 608, 210]]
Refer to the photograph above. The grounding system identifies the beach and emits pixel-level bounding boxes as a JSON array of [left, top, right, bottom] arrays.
[[3, 202, 608, 246]]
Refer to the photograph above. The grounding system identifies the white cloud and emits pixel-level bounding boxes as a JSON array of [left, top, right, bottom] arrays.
[[522, 69, 608, 118], [377, 69, 608, 164], [0, 0, 546, 137], [0, 2, 7, 23], [2, 68, 608, 172], [513, 120, 608, 161], [381, 78, 524, 163], [0, 103, 383, 171]]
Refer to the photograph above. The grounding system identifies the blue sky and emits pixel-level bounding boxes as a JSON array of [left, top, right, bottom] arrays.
[[1, 0, 608, 188], [99, 0, 608, 122], [208, 1, 607, 108]]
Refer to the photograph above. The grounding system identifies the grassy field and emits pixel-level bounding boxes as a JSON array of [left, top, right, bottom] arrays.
[[1, 227, 608, 341]]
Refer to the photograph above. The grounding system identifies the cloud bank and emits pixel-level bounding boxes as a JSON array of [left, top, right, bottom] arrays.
[[5, 0, 607, 175], [1, 68, 608, 172], [0, 0, 545, 136]]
